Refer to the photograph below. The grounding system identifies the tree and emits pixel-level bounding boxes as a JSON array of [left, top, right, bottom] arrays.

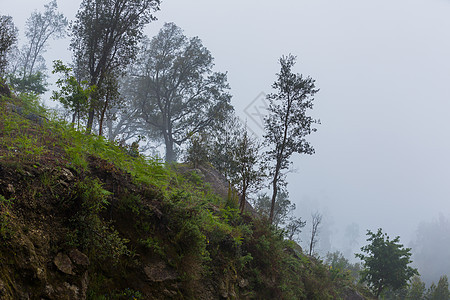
[[285, 216, 306, 242], [208, 116, 246, 180], [231, 127, 264, 213], [71, 0, 160, 133], [407, 276, 426, 300], [104, 75, 151, 144], [9, 0, 67, 94], [356, 228, 418, 298], [308, 211, 322, 256], [427, 275, 450, 300], [0, 15, 17, 76], [410, 214, 450, 286], [325, 251, 361, 282], [263, 54, 319, 224], [254, 191, 293, 228], [131, 23, 232, 162], [51, 60, 96, 128], [186, 132, 210, 169]]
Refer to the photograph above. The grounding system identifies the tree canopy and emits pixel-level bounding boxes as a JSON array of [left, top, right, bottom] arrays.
[[263, 54, 319, 223], [0, 15, 17, 76], [71, 0, 160, 133], [131, 22, 232, 162], [356, 228, 418, 298]]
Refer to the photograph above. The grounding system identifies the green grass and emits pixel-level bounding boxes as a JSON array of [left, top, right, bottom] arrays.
[[0, 92, 370, 299]]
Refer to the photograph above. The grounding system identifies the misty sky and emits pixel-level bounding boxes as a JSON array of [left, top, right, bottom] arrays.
[[3, 0, 450, 279]]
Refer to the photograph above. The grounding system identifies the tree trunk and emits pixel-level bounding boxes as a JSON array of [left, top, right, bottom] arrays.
[[269, 158, 281, 223], [240, 182, 247, 213], [164, 133, 176, 162], [86, 107, 95, 134], [98, 99, 109, 137]]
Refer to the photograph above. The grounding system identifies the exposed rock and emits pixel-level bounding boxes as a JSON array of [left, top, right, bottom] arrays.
[[59, 168, 75, 183], [62, 282, 80, 299], [163, 288, 178, 297], [0, 279, 5, 295], [238, 278, 249, 288], [25, 113, 47, 126], [144, 261, 177, 282], [46, 282, 81, 300], [68, 249, 90, 267], [342, 287, 365, 300], [0, 80, 11, 97], [44, 285, 55, 298], [54, 253, 74, 275], [6, 183, 15, 194], [80, 271, 89, 300], [5, 103, 23, 115]]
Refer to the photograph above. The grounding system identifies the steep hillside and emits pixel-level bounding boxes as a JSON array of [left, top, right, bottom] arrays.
[[0, 90, 370, 299]]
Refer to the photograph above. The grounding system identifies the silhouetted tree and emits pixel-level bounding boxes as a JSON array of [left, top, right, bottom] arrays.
[[52, 60, 95, 128], [264, 54, 319, 224], [132, 23, 232, 161], [186, 132, 209, 168], [285, 216, 306, 242], [71, 0, 160, 133], [254, 191, 295, 228], [308, 211, 322, 256], [0, 15, 17, 76], [407, 276, 426, 300], [411, 214, 450, 286], [356, 228, 418, 298], [325, 251, 361, 282], [8, 0, 67, 94], [427, 275, 450, 300]]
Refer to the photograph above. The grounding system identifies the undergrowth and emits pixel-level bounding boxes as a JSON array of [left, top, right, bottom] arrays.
[[0, 93, 369, 299]]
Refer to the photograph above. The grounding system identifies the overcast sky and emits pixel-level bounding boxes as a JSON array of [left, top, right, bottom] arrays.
[[3, 0, 450, 275]]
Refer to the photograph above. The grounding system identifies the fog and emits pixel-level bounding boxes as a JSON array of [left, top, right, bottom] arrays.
[[3, 0, 450, 285]]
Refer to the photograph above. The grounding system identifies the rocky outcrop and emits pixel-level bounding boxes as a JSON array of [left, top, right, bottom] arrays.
[[0, 80, 11, 97]]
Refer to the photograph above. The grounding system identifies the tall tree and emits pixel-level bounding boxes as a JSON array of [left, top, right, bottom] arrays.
[[8, 0, 67, 94], [52, 60, 95, 128], [407, 276, 426, 300], [253, 191, 295, 228], [71, 0, 160, 133], [233, 128, 264, 213], [356, 228, 418, 298], [0, 15, 17, 76], [263, 54, 319, 224], [428, 275, 450, 300], [308, 211, 322, 256], [131, 23, 232, 162]]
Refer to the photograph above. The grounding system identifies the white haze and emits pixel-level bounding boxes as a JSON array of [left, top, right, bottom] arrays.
[[3, 0, 450, 284]]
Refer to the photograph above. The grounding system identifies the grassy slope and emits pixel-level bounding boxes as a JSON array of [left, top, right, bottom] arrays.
[[0, 93, 372, 299]]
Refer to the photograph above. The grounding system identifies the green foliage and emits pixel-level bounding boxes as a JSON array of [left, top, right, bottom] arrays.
[[186, 133, 209, 168], [356, 228, 418, 298], [131, 22, 232, 161], [241, 219, 343, 299], [254, 191, 295, 228], [68, 177, 130, 263], [325, 251, 360, 284], [0, 15, 17, 75], [407, 276, 426, 300], [264, 54, 319, 223], [0, 195, 13, 240], [139, 236, 165, 257], [52, 60, 94, 127], [0, 92, 366, 299], [426, 275, 450, 300], [8, 72, 48, 95], [71, 0, 160, 133], [0, 100, 49, 162], [225, 184, 239, 210]]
